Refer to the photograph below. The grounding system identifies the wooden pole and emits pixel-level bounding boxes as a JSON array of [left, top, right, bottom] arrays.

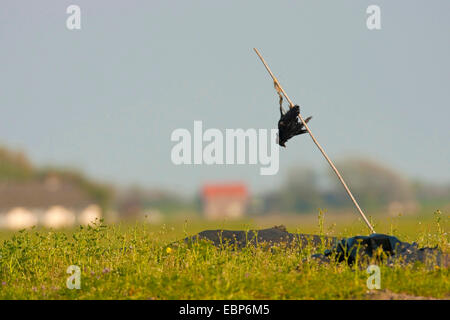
[[254, 48, 376, 234]]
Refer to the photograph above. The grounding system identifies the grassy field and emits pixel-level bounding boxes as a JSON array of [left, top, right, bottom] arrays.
[[0, 210, 448, 299]]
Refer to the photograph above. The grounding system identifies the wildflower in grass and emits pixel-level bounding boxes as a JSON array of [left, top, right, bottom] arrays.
[[0, 219, 447, 299]]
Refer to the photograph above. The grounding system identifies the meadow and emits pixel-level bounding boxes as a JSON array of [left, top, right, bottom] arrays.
[[0, 210, 448, 300]]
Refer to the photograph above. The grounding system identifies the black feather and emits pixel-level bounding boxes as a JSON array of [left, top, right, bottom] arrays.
[[278, 105, 312, 147]]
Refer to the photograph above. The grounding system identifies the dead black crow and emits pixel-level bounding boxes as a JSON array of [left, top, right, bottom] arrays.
[[277, 105, 312, 147]]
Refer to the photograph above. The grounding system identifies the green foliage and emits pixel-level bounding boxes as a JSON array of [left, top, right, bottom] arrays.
[[280, 167, 322, 212], [329, 158, 415, 211], [262, 158, 437, 214], [0, 147, 33, 181], [263, 167, 322, 213]]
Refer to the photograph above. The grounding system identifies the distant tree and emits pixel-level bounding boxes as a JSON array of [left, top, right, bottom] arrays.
[[412, 180, 450, 208], [0, 146, 34, 181], [278, 166, 322, 213], [117, 186, 194, 218], [328, 158, 415, 211]]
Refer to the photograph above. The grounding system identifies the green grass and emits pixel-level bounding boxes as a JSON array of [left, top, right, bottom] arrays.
[[0, 211, 448, 299]]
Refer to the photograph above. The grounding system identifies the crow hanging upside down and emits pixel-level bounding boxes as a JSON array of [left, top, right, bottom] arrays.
[[277, 105, 312, 147]]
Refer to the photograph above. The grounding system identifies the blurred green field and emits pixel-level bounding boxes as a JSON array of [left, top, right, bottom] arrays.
[[0, 210, 448, 299]]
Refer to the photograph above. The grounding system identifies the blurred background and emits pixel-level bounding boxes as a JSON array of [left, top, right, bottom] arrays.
[[1, 1, 449, 230]]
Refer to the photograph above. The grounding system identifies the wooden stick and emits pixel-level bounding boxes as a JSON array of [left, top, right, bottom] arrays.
[[254, 48, 376, 234]]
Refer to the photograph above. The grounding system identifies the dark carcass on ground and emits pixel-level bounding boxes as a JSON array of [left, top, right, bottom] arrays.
[[182, 225, 449, 268]]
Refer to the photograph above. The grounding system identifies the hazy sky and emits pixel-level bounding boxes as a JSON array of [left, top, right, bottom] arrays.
[[1, 1, 449, 195]]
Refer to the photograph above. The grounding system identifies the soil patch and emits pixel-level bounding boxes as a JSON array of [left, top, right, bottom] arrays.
[[364, 289, 441, 300]]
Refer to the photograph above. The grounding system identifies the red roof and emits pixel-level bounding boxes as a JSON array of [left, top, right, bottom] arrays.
[[202, 183, 248, 199]]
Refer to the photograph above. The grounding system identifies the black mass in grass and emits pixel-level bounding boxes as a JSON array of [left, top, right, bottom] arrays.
[[277, 105, 312, 147]]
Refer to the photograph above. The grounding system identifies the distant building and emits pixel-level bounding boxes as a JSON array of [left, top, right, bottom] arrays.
[[42, 206, 76, 229], [201, 183, 249, 220], [79, 204, 102, 226], [3, 207, 38, 230], [0, 177, 102, 229]]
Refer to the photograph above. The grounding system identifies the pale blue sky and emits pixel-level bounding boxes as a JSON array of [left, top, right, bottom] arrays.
[[1, 1, 449, 195]]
